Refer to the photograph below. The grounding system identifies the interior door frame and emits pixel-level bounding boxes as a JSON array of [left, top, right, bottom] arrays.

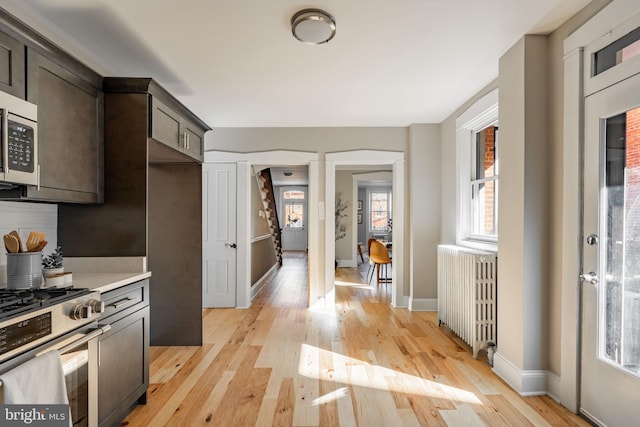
[[562, 0, 640, 412], [352, 171, 394, 265], [204, 150, 320, 308], [325, 150, 406, 308]]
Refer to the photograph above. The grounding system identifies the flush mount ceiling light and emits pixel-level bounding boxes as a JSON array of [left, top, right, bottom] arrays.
[[291, 9, 336, 45]]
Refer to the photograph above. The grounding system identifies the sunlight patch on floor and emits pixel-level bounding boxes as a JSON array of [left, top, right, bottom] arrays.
[[308, 289, 339, 317], [311, 387, 350, 406], [334, 279, 373, 288], [298, 344, 483, 405]]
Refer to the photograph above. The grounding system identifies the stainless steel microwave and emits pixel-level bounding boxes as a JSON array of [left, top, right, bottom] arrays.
[[0, 91, 38, 187]]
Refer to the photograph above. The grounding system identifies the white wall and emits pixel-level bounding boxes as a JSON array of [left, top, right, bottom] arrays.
[[496, 35, 549, 376], [335, 171, 354, 265], [409, 124, 441, 306], [357, 187, 366, 242]]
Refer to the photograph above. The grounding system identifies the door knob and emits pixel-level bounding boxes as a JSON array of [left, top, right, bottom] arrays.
[[586, 234, 599, 245], [579, 271, 599, 285], [225, 242, 237, 249]]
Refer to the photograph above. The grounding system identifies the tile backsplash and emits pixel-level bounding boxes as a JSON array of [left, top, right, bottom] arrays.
[[0, 201, 57, 284]]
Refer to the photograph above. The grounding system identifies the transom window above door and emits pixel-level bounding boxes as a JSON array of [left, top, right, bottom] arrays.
[[593, 26, 640, 76], [283, 190, 304, 199]]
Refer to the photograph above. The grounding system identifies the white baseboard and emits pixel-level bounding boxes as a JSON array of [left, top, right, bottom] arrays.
[[409, 297, 437, 311], [251, 263, 278, 300], [546, 371, 561, 403], [492, 352, 547, 396], [337, 259, 357, 268]]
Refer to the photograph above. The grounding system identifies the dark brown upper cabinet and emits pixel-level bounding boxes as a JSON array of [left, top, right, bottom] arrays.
[[0, 30, 24, 98], [0, 10, 104, 203], [104, 78, 209, 163], [24, 48, 104, 203], [151, 98, 204, 162]]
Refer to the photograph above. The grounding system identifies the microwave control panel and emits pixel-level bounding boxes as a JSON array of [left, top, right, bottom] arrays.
[[6, 118, 35, 173]]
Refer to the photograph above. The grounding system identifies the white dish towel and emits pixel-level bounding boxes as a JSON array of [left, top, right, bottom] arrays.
[[0, 350, 69, 405]]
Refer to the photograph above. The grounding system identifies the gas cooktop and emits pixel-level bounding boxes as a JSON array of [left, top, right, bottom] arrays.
[[0, 286, 90, 321]]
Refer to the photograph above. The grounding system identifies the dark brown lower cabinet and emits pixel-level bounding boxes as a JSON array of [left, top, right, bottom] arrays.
[[98, 281, 150, 427]]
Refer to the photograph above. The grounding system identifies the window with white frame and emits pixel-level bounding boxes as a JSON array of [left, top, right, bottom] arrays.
[[368, 188, 392, 233], [456, 89, 499, 247], [470, 125, 498, 237]]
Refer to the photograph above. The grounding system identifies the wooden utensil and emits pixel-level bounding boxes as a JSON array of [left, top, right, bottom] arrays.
[[3, 234, 20, 254], [33, 240, 48, 252], [26, 231, 46, 252], [9, 230, 24, 253]]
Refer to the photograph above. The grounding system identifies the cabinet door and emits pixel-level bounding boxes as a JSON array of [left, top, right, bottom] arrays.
[[150, 96, 182, 151], [184, 121, 203, 161], [26, 48, 104, 203], [0, 31, 25, 98], [98, 307, 149, 427]]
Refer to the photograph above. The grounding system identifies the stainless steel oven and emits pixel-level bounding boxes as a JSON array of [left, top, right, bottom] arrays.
[[0, 288, 106, 427], [55, 323, 111, 427]]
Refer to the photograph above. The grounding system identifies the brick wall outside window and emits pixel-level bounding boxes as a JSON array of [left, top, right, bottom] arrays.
[[483, 127, 496, 234], [626, 107, 640, 239]]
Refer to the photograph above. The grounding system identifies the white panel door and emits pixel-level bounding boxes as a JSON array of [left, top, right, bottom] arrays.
[[203, 163, 237, 308], [280, 186, 308, 251], [581, 71, 640, 426]]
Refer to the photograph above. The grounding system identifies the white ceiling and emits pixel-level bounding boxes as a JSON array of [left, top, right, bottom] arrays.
[[268, 166, 309, 187], [2, 0, 592, 128]]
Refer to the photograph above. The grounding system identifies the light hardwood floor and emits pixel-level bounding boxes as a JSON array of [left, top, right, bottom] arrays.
[[123, 252, 590, 426]]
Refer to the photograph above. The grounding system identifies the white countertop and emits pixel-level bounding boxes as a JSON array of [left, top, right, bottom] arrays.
[[68, 271, 151, 293], [1, 257, 150, 292]]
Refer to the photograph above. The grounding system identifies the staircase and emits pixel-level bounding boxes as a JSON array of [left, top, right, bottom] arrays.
[[256, 168, 283, 266]]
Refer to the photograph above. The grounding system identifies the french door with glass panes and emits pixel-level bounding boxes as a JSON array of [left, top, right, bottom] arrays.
[[581, 69, 640, 426]]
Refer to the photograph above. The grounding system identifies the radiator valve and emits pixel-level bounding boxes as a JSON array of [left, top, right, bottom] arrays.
[[485, 342, 496, 366]]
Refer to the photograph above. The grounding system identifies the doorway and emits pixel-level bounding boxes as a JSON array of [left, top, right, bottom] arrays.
[[203, 151, 320, 307], [325, 150, 406, 308]]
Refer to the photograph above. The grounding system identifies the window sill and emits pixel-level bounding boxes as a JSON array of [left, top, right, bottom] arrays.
[[456, 238, 497, 253]]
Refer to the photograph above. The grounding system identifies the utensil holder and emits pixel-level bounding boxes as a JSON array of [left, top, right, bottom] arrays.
[[6, 252, 43, 289]]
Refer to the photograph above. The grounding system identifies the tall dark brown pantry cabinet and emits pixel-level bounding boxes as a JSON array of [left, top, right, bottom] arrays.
[[59, 78, 211, 346]]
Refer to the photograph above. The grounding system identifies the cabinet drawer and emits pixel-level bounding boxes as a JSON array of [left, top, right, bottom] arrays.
[[101, 279, 149, 319]]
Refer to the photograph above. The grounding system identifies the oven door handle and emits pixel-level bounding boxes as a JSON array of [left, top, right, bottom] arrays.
[[37, 324, 112, 357]]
